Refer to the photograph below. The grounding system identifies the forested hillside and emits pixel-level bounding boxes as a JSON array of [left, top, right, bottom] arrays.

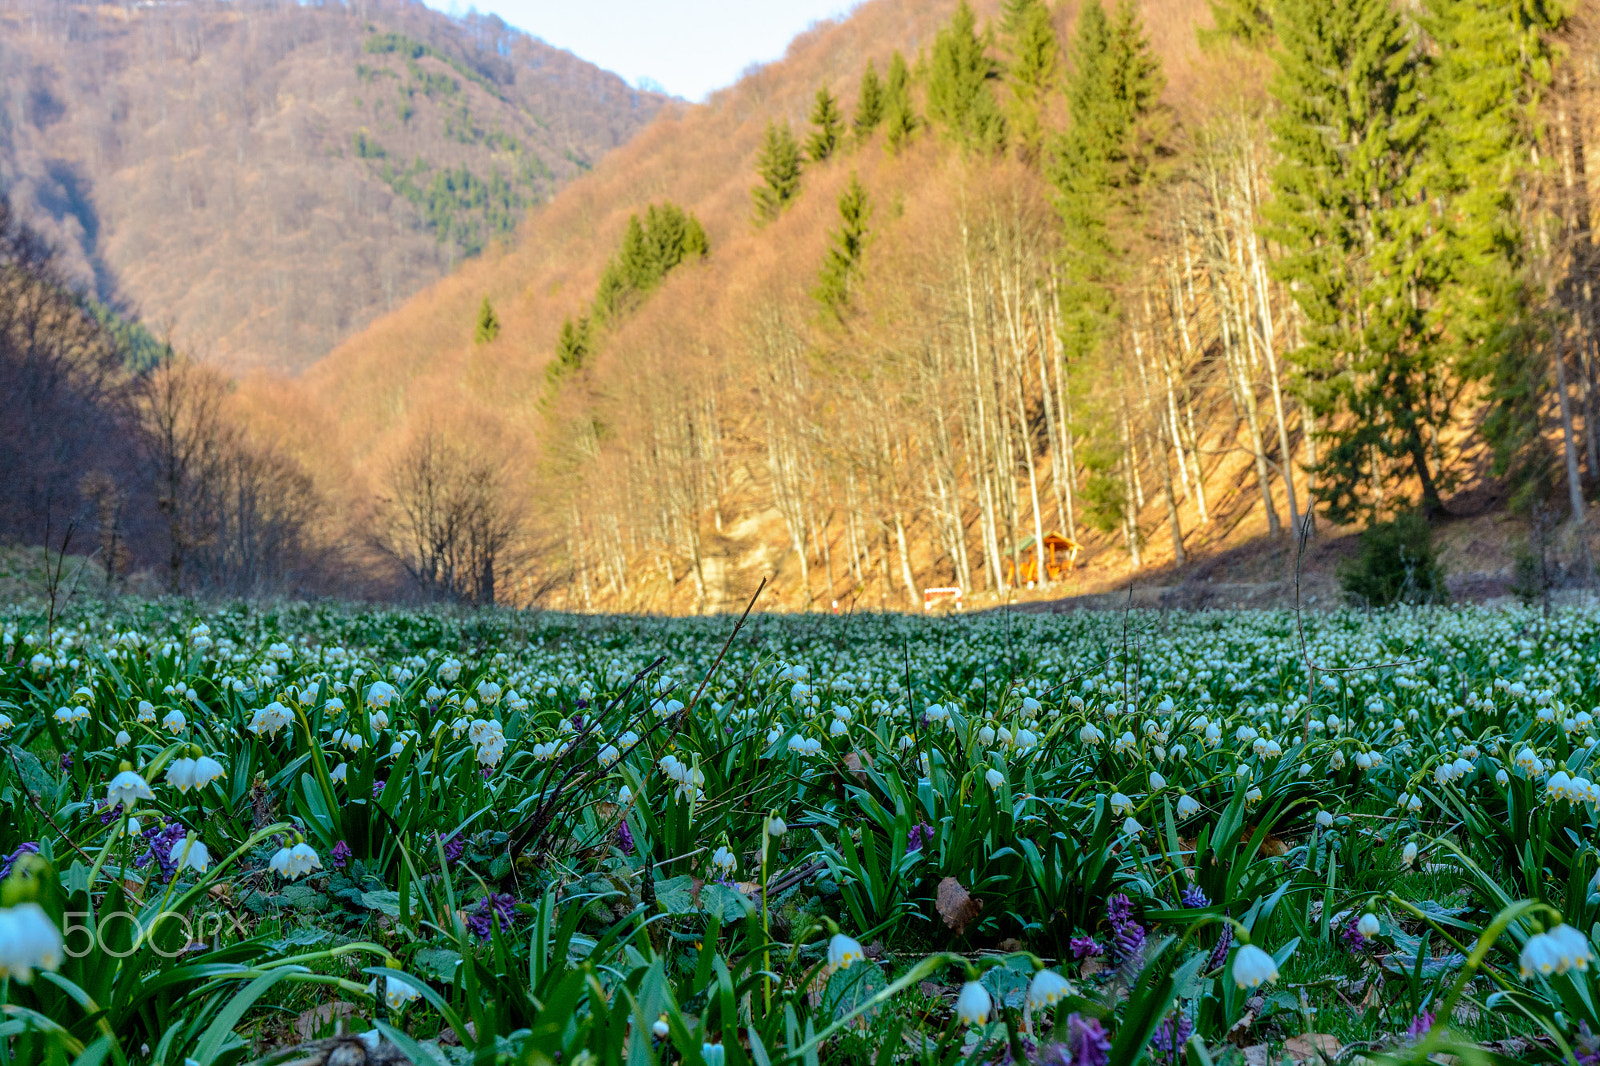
[[0, 0, 666, 371], [13, 0, 1598, 611], [221, 0, 1600, 612]]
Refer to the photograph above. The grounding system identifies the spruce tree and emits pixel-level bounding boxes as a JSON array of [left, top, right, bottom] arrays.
[[1420, 0, 1565, 504], [925, 0, 1007, 153], [474, 297, 500, 344], [882, 51, 918, 154], [805, 87, 845, 163], [752, 120, 803, 222], [1266, 0, 1445, 521], [854, 59, 885, 141], [1001, 0, 1060, 164], [1199, 0, 1274, 48], [550, 315, 591, 380], [1050, 0, 1164, 363], [812, 172, 873, 320]]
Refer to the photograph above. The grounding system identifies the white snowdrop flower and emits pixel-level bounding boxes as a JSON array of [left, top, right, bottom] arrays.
[[954, 981, 992, 1025], [828, 933, 866, 970], [1521, 932, 1563, 978], [371, 971, 421, 1010], [711, 846, 736, 875], [330, 762, 348, 783], [114, 729, 131, 747], [1026, 968, 1072, 1010], [0, 903, 65, 983], [652, 1018, 670, 1039], [1354, 751, 1373, 770], [829, 719, 847, 736], [1515, 747, 1543, 775], [1329, 749, 1346, 770], [369, 710, 390, 732], [1496, 768, 1510, 787], [1148, 771, 1166, 791], [1298, 762, 1312, 778], [1401, 842, 1419, 868], [1549, 770, 1573, 801], [766, 816, 787, 838], [162, 709, 187, 734], [1232, 944, 1280, 989], [1316, 810, 1334, 828], [107, 768, 155, 809], [1016, 728, 1038, 750], [1109, 792, 1133, 816], [977, 725, 997, 746], [437, 658, 462, 683], [985, 769, 1005, 790], [269, 841, 322, 879], [1175, 794, 1201, 820], [598, 744, 621, 767], [169, 837, 211, 874], [1079, 723, 1105, 746], [1357, 913, 1380, 938], [1406, 794, 1423, 813], [166, 757, 198, 793], [1548, 923, 1594, 973], [1114, 731, 1137, 754], [137, 700, 156, 724], [1244, 786, 1263, 806], [1122, 816, 1144, 837]]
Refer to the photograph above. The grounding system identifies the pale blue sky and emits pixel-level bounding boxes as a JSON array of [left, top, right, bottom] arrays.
[[429, 0, 861, 102]]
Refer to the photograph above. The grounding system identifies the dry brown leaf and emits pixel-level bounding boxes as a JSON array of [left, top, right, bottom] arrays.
[[935, 876, 982, 935], [842, 749, 872, 785], [1259, 833, 1289, 857], [1284, 1033, 1342, 1063], [293, 1000, 358, 1041]]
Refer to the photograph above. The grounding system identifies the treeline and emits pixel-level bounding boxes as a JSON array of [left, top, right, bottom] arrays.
[[0, 194, 330, 598], [538, 0, 1600, 610]]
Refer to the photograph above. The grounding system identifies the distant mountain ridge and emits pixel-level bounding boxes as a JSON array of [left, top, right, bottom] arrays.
[[0, 0, 669, 372]]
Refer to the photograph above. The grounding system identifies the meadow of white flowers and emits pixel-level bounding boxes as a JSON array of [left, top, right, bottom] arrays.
[[0, 601, 1598, 1063]]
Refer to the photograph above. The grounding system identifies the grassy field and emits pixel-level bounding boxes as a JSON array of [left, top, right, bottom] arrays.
[[0, 598, 1596, 1065]]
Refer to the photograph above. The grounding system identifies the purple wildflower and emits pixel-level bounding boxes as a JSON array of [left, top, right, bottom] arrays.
[[135, 819, 187, 881], [1179, 886, 1209, 909], [617, 819, 634, 854], [1107, 894, 1146, 976], [906, 821, 935, 853], [1148, 1012, 1193, 1062], [371, 780, 385, 800], [60, 753, 72, 770], [465, 893, 517, 940], [330, 841, 352, 869], [0, 842, 40, 879], [1406, 1010, 1435, 1042], [1070, 936, 1104, 959], [1207, 922, 1233, 971], [437, 833, 465, 863], [98, 802, 124, 825], [1065, 1013, 1112, 1066], [1341, 914, 1373, 955], [1575, 1022, 1600, 1066]]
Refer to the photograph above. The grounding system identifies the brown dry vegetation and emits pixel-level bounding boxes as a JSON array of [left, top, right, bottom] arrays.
[[226, 0, 1600, 613], [0, 0, 666, 372]]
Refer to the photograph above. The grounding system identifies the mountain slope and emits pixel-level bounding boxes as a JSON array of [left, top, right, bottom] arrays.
[[0, 0, 667, 372]]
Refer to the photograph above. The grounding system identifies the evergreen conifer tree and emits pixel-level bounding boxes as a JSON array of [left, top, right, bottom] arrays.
[[474, 297, 500, 344], [926, 0, 1007, 153], [1001, 0, 1060, 164], [1420, 0, 1565, 504], [549, 315, 590, 380], [812, 173, 873, 320], [753, 120, 804, 221], [1267, 0, 1446, 521], [1050, 0, 1164, 363], [854, 59, 885, 141], [805, 87, 846, 163], [1199, 0, 1274, 48], [882, 51, 918, 154]]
